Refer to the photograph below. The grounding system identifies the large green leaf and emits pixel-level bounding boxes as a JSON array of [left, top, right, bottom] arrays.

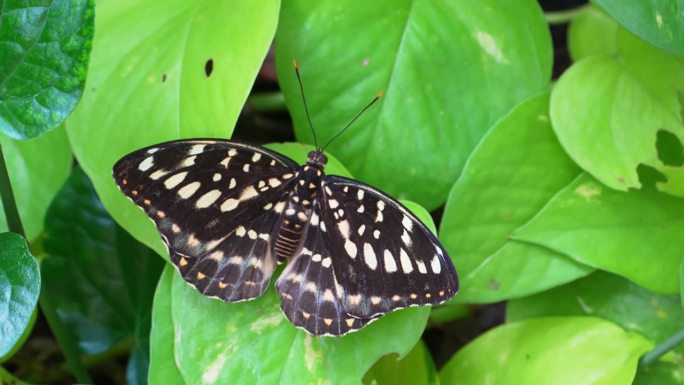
[[507, 271, 684, 383], [439, 93, 591, 303], [439, 317, 652, 385], [550, 29, 684, 196], [507, 271, 684, 357], [0, 0, 94, 139], [64, 0, 280, 257], [0, 232, 40, 359], [42, 167, 164, 384], [593, 0, 684, 57], [513, 174, 684, 294], [275, 0, 552, 210], [148, 168, 439, 384], [0, 128, 72, 242]]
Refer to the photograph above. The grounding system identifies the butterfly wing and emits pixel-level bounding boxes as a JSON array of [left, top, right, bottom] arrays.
[[275, 208, 376, 336], [317, 175, 458, 319], [113, 139, 299, 301]]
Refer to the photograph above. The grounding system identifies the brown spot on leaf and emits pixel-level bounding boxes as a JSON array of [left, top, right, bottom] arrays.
[[205, 59, 214, 77]]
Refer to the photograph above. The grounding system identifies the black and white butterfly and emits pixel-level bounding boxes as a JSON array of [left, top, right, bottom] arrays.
[[112, 65, 458, 336], [113, 140, 458, 336]]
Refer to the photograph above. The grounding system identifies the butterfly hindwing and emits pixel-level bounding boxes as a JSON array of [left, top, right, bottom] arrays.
[[275, 210, 376, 336], [113, 139, 299, 301], [318, 176, 459, 319]]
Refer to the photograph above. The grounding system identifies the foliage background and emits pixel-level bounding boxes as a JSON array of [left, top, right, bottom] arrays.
[[0, 0, 683, 384]]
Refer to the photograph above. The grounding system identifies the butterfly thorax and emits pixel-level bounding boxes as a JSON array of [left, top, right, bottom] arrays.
[[273, 150, 328, 263]]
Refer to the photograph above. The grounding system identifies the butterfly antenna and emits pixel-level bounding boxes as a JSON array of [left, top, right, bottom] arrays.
[[322, 91, 384, 151], [293, 60, 319, 149]]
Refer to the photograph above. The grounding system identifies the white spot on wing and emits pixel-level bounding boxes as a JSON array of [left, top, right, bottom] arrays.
[[235, 226, 246, 237], [196, 189, 221, 208], [212, 173, 221, 182], [329, 199, 339, 208], [149, 169, 168, 180], [322, 257, 332, 268], [364, 243, 377, 270], [400, 248, 413, 273], [401, 230, 411, 246], [384, 250, 397, 273], [357, 224, 365, 236], [138, 156, 154, 172], [180, 155, 196, 167], [431, 255, 441, 274], [228, 178, 236, 189], [311, 212, 319, 226], [357, 190, 364, 200], [188, 144, 205, 155], [344, 240, 357, 259], [240, 185, 259, 200], [252, 153, 261, 162], [221, 198, 239, 212], [402, 215, 413, 232], [416, 260, 428, 274], [338, 220, 350, 239], [178, 182, 201, 199], [164, 171, 188, 189]]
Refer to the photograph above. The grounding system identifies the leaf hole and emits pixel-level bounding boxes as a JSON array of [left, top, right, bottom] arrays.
[[162, 73, 167, 83], [636, 164, 667, 190], [205, 59, 214, 77], [655, 129, 684, 167]]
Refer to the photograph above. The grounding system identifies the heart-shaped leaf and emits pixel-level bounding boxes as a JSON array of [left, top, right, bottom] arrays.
[[513, 174, 684, 294], [363, 340, 438, 385], [275, 0, 552, 210], [593, 0, 684, 57], [550, 29, 684, 196], [64, 0, 280, 257], [0, 0, 94, 139], [439, 316, 652, 385], [0, 232, 40, 358], [439, 93, 591, 303], [42, 167, 164, 384]]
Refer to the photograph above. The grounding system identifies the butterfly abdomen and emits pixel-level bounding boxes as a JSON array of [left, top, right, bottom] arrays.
[[273, 162, 323, 262]]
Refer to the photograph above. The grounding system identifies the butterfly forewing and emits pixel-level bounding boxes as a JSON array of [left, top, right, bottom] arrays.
[[113, 139, 299, 300], [318, 176, 458, 319]]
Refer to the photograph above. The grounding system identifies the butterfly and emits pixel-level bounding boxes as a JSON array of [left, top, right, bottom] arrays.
[[112, 63, 458, 336]]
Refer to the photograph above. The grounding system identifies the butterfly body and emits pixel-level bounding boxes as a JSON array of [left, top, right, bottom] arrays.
[[113, 139, 458, 336]]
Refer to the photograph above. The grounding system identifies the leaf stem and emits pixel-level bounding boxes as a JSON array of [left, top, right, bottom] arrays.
[[248, 91, 286, 112], [640, 328, 684, 366], [544, 4, 590, 25], [0, 143, 25, 236], [39, 285, 93, 384]]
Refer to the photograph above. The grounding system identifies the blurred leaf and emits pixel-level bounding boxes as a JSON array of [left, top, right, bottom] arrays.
[[513, 174, 684, 294], [439, 317, 652, 385], [568, 5, 619, 61], [0, 366, 31, 385], [633, 360, 684, 385], [0, 232, 40, 359], [507, 271, 684, 357], [64, 0, 280, 257], [363, 340, 439, 385], [148, 142, 438, 384], [439, 93, 591, 303], [0, 0, 94, 139], [42, 167, 163, 384], [276, 0, 552, 210], [593, 0, 684, 57], [550, 30, 684, 196], [0, 128, 72, 242], [429, 303, 470, 326]]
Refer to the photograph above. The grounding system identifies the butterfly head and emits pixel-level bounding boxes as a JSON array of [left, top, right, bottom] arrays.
[[307, 149, 328, 168]]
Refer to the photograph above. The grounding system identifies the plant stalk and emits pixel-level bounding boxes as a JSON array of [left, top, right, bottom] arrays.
[[0, 144, 25, 236], [640, 328, 684, 367], [544, 4, 590, 25]]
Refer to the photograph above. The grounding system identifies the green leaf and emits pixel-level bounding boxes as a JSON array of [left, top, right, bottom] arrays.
[[439, 317, 652, 385], [439, 93, 591, 303], [41, 167, 164, 382], [507, 271, 684, 358], [592, 0, 684, 57], [363, 340, 439, 385], [633, 360, 684, 385], [0, 128, 72, 242], [275, 0, 552, 210], [148, 187, 438, 384], [0, 232, 40, 358], [0, 0, 94, 139], [568, 5, 619, 61], [550, 30, 684, 196], [513, 174, 684, 294], [64, 0, 280, 257]]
